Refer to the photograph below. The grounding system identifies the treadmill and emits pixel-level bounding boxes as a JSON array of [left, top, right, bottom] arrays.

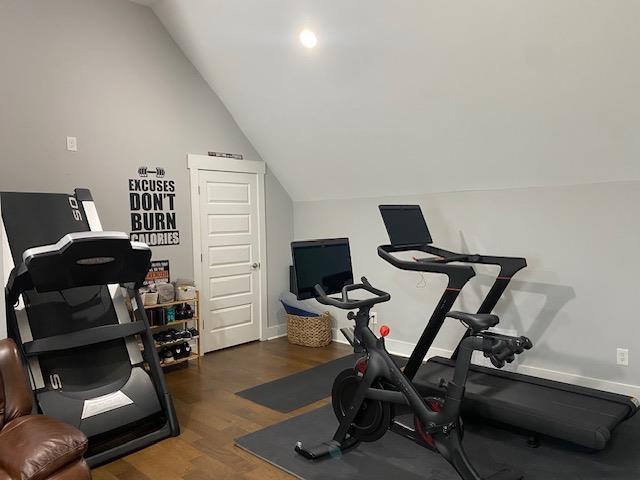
[[1, 188, 179, 466], [377, 204, 639, 450]]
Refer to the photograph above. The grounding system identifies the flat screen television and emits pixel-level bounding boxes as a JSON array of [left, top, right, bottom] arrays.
[[291, 238, 354, 300]]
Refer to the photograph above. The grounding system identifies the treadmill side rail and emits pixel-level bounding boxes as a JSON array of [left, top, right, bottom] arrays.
[[23, 322, 147, 356]]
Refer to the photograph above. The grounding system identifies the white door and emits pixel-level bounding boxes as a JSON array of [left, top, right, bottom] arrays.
[[199, 170, 262, 352]]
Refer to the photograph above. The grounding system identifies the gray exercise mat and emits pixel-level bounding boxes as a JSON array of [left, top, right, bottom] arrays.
[[236, 355, 405, 413], [236, 404, 640, 479]]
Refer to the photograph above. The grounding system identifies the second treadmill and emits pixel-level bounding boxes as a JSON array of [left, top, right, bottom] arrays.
[[377, 204, 638, 450]]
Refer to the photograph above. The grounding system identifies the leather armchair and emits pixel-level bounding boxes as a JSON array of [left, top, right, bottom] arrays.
[[0, 339, 90, 480]]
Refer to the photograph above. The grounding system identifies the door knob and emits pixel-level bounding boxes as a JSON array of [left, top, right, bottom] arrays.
[[251, 262, 260, 270]]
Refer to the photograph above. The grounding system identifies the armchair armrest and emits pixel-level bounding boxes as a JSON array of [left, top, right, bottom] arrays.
[[0, 415, 87, 480]]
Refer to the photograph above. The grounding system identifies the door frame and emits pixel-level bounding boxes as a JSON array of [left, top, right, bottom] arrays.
[[0, 200, 7, 340], [187, 154, 268, 343]]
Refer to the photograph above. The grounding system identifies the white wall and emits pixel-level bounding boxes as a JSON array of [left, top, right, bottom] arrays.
[[150, 0, 640, 202], [294, 181, 640, 396], [0, 0, 293, 335], [265, 169, 294, 333]]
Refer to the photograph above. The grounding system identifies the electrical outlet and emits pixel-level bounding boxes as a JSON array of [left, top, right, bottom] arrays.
[[66, 136, 78, 152], [617, 348, 629, 366], [370, 311, 378, 325]]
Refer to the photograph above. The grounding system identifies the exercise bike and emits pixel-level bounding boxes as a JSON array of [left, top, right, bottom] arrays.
[[295, 277, 532, 480]]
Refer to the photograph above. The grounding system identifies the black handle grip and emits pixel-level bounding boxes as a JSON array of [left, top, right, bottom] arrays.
[[360, 277, 390, 298], [314, 276, 390, 310], [482, 335, 533, 369], [314, 284, 347, 308]]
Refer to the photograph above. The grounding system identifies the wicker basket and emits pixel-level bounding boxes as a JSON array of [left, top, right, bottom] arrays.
[[287, 311, 332, 348]]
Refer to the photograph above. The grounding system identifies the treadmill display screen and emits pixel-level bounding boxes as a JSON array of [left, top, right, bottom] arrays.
[[291, 238, 353, 300], [379, 205, 432, 246]]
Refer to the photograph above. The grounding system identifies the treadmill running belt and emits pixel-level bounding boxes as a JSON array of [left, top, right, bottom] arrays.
[[415, 357, 634, 450]]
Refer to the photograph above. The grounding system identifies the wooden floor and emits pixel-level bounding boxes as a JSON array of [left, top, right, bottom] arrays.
[[93, 338, 351, 480]]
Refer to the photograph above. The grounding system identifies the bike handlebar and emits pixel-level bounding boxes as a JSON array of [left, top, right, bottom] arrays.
[[314, 277, 391, 310], [481, 334, 533, 369]]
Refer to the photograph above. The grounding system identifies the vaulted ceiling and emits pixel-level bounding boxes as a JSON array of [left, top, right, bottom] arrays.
[[143, 1, 640, 201]]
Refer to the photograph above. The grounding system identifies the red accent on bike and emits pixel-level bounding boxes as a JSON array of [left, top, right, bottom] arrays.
[[414, 417, 436, 450], [379, 325, 390, 337], [426, 399, 442, 412], [414, 399, 445, 450], [355, 358, 368, 375]]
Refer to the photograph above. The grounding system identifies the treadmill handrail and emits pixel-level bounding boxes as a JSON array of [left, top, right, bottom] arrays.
[[379, 243, 527, 314], [378, 244, 475, 289], [379, 242, 528, 378], [22, 322, 147, 356], [405, 244, 527, 276], [417, 244, 527, 359]]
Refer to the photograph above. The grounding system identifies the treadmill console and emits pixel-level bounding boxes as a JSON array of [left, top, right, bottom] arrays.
[[379, 205, 432, 246]]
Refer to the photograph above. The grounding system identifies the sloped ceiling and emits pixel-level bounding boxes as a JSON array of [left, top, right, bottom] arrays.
[[149, 1, 640, 201]]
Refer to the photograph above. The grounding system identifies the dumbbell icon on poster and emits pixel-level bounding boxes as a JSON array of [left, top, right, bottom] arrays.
[[138, 167, 166, 178]]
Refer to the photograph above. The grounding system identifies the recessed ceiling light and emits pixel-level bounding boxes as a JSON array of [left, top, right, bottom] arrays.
[[299, 29, 317, 49]]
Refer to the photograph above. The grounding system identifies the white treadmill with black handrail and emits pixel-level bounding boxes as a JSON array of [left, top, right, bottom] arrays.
[[377, 204, 638, 450]]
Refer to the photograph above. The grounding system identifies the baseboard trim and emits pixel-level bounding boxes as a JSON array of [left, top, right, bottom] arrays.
[[265, 323, 287, 340], [331, 329, 640, 398], [514, 363, 640, 398]]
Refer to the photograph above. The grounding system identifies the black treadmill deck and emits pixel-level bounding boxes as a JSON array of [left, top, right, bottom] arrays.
[[415, 356, 637, 450]]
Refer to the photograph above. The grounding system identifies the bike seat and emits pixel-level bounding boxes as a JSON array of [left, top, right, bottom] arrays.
[[447, 311, 499, 332]]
